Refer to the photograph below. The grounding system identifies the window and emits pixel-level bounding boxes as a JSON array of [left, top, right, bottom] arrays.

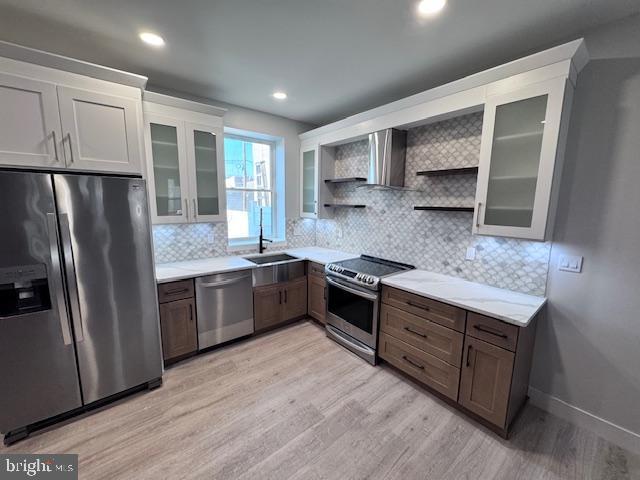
[[224, 134, 278, 243]]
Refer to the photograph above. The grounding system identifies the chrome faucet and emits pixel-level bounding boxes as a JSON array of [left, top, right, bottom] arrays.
[[258, 208, 272, 254]]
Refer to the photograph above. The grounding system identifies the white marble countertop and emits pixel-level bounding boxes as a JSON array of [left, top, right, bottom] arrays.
[[381, 270, 546, 327], [155, 247, 357, 283]]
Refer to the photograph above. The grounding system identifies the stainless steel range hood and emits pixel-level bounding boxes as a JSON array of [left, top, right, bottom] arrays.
[[366, 129, 407, 189]]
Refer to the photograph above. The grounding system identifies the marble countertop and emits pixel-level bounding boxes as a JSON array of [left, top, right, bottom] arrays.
[[155, 247, 357, 283], [381, 270, 546, 327]]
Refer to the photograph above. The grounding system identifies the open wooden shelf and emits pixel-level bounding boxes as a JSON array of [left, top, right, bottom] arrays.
[[414, 206, 475, 212], [324, 203, 366, 209], [324, 177, 367, 184], [416, 166, 478, 177]]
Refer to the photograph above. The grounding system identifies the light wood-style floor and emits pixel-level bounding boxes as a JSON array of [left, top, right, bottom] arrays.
[[3, 321, 638, 479]]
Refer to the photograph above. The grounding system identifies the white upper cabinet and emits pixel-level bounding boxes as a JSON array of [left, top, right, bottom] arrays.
[[0, 58, 145, 175], [144, 97, 226, 225], [57, 86, 142, 174], [473, 77, 572, 240], [0, 72, 64, 168], [300, 145, 319, 218]]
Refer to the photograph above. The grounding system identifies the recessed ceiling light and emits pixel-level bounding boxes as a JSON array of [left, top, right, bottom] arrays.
[[273, 92, 287, 100], [417, 0, 446, 16], [139, 32, 165, 47]]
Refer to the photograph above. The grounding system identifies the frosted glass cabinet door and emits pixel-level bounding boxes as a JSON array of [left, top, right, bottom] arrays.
[[185, 123, 226, 223], [0, 73, 64, 168], [145, 114, 190, 224], [300, 147, 318, 218], [474, 78, 569, 240]]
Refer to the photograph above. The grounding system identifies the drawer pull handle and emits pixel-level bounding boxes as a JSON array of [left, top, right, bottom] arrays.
[[404, 326, 427, 338], [402, 355, 425, 370], [406, 301, 430, 311], [473, 324, 508, 339], [166, 288, 189, 295]]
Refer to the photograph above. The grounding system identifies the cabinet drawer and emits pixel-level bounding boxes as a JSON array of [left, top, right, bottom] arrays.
[[466, 312, 518, 351], [379, 332, 460, 401], [158, 279, 195, 303], [308, 261, 325, 279], [380, 304, 463, 366], [382, 286, 466, 333]]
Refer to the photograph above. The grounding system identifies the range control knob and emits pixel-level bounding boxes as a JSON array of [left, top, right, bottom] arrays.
[[368, 277, 375, 284]]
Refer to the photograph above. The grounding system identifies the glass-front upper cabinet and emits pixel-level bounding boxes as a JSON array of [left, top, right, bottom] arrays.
[[145, 114, 189, 224], [144, 105, 226, 224], [474, 77, 571, 240], [185, 123, 226, 223], [300, 145, 318, 218]]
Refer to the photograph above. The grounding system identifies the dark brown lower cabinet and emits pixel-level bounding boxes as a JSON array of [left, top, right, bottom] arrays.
[[459, 336, 514, 428], [307, 272, 327, 324], [159, 297, 198, 362], [254, 276, 308, 332]]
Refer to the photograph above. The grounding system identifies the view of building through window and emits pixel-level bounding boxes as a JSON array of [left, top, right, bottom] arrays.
[[224, 136, 275, 241]]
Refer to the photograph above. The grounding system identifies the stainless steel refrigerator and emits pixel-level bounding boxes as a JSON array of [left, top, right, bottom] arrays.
[[0, 171, 163, 445]]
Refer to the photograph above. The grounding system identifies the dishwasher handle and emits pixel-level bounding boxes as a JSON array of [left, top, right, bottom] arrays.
[[199, 276, 249, 289]]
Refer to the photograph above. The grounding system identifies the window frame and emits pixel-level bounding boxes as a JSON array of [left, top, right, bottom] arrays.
[[224, 133, 279, 245]]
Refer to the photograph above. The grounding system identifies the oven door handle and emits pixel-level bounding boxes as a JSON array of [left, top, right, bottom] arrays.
[[326, 277, 378, 301]]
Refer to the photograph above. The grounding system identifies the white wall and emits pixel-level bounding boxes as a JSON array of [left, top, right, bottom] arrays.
[[147, 86, 315, 218], [529, 14, 640, 451]]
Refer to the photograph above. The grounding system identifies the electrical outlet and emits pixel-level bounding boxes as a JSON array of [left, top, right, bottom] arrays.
[[558, 255, 583, 273], [465, 247, 476, 261], [293, 223, 304, 236], [207, 232, 215, 244]]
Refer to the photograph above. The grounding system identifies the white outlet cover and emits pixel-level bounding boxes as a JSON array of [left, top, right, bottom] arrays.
[[465, 247, 476, 261], [293, 223, 304, 236], [558, 255, 583, 273], [207, 233, 215, 244]]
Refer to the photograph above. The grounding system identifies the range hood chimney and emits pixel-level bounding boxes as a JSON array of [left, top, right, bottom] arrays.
[[367, 129, 407, 189]]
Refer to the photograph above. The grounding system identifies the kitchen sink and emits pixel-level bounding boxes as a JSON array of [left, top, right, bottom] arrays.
[[244, 253, 298, 265]]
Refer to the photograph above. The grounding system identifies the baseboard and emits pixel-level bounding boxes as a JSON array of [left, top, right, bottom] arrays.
[[528, 387, 640, 454]]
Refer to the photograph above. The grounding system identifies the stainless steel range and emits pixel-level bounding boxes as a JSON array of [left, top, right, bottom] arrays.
[[325, 255, 414, 364]]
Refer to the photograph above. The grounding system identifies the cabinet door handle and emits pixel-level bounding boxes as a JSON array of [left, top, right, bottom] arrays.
[[473, 324, 508, 339], [323, 286, 327, 300], [184, 199, 189, 220], [402, 355, 425, 370], [189, 304, 193, 321], [404, 326, 427, 338], [466, 344, 473, 367], [407, 301, 430, 312], [67, 133, 74, 164], [279, 290, 282, 304], [475, 202, 483, 228], [284, 289, 288, 304], [52, 131, 59, 162], [193, 199, 197, 221]]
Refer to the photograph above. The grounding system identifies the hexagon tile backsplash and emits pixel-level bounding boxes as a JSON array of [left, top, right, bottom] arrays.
[[152, 113, 551, 296]]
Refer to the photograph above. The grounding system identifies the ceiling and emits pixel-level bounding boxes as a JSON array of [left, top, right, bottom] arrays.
[[0, 0, 637, 127]]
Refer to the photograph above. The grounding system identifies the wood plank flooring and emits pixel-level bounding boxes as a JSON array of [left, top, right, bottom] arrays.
[[2, 321, 638, 479]]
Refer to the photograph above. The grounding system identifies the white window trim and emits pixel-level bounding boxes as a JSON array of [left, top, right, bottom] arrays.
[[224, 133, 283, 246]]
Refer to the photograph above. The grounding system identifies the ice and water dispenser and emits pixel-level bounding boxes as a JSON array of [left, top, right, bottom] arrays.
[[0, 264, 52, 317]]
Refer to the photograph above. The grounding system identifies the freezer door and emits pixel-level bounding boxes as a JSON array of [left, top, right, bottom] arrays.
[[54, 174, 162, 404], [0, 171, 82, 434]]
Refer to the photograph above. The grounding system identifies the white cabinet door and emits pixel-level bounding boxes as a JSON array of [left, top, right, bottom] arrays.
[[58, 86, 142, 174], [0, 73, 64, 168], [185, 122, 226, 223], [144, 114, 190, 224], [473, 78, 569, 240], [300, 145, 318, 218]]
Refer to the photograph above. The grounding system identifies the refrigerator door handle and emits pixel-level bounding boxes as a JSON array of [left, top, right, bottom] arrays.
[[46, 213, 73, 346], [59, 213, 84, 342]]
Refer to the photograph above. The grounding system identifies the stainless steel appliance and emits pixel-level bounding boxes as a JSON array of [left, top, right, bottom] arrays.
[[325, 255, 414, 364], [365, 129, 407, 189], [0, 171, 163, 445], [196, 270, 254, 349]]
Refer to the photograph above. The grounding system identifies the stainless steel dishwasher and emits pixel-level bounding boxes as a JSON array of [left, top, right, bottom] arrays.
[[195, 270, 254, 350]]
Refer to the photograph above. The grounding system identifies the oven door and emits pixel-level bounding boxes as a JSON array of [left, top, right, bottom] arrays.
[[326, 276, 379, 348]]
